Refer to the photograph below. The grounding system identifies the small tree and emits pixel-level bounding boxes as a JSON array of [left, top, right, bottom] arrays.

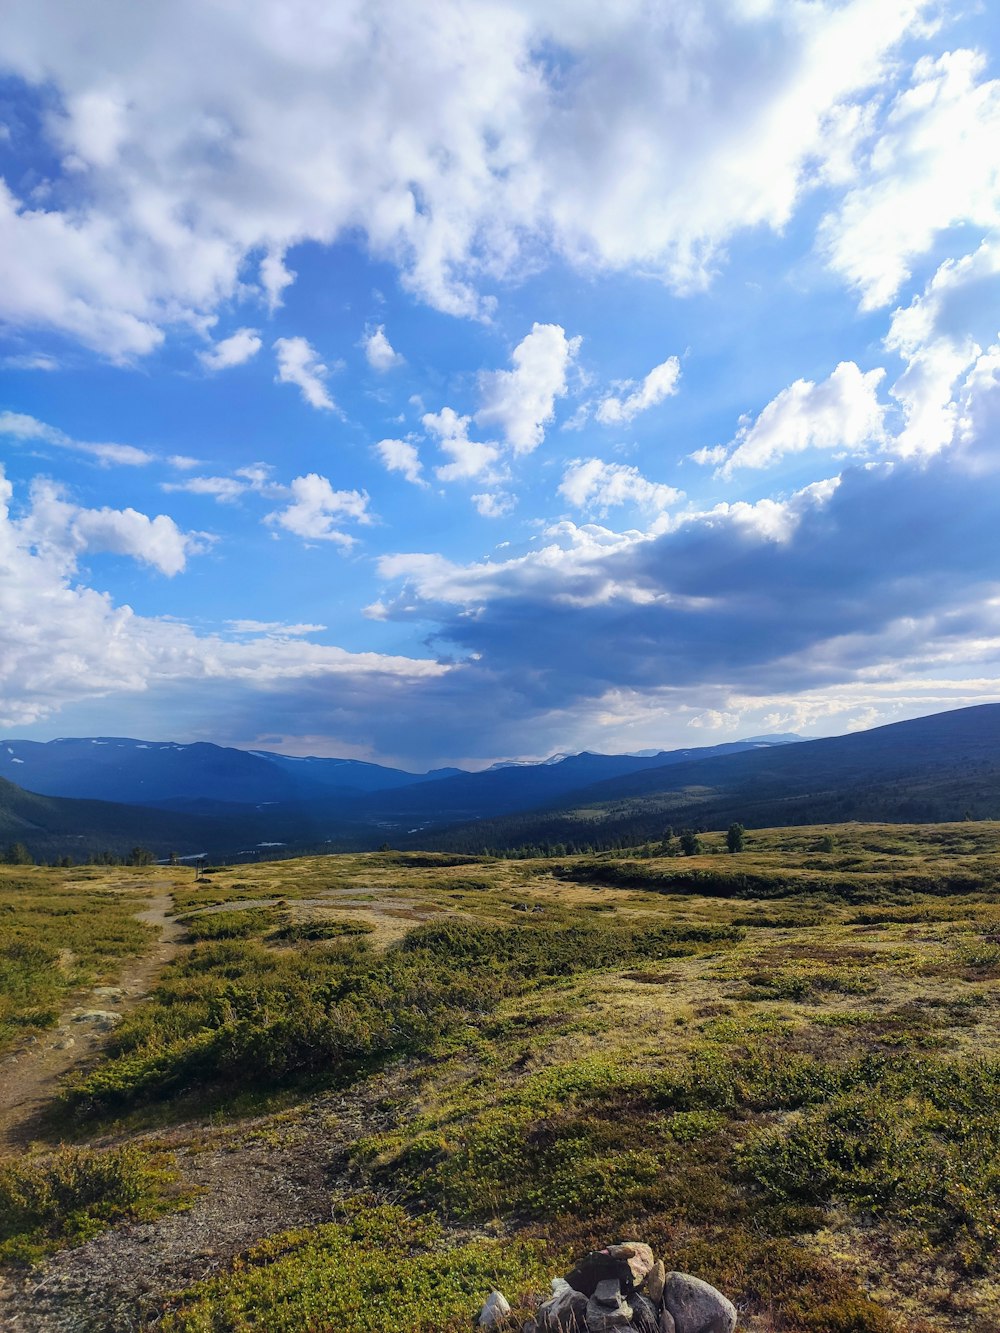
[[679, 829, 701, 856], [127, 846, 155, 867], [726, 822, 746, 854], [4, 841, 32, 865]]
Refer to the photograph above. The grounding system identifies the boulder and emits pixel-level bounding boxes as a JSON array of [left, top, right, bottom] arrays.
[[478, 1290, 513, 1329], [630, 1293, 660, 1333], [641, 1261, 666, 1306], [566, 1242, 655, 1296], [585, 1278, 636, 1333], [658, 1312, 676, 1333], [537, 1278, 589, 1333], [662, 1274, 736, 1333]]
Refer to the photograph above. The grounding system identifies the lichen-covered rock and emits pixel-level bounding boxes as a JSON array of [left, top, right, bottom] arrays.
[[586, 1278, 636, 1333], [662, 1273, 736, 1333], [566, 1242, 654, 1296], [641, 1260, 666, 1306], [537, 1277, 589, 1333], [478, 1289, 513, 1328]]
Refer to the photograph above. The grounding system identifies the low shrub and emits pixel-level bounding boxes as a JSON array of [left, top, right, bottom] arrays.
[[0, 1144, 158, 1261]]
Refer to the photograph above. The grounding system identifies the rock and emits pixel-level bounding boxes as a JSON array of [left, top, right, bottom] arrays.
[[658, 1311, 676, 1333], [662, 1273, 736, 1333], [642, 1260, 666, 1306], [478, 1290, 513, 1328], [92, 986, 125, 1001], [566, 1242, 655, 1296], [630, 1293, 660, 1333], [72, 1009, 122, 1030], [537, 1277, 589, 1332], [585, 1278, 636, 1333], [53, 1037, 76, 1050]]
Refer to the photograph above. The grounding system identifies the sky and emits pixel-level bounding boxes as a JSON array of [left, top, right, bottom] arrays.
[[1, 0, 999, 770]]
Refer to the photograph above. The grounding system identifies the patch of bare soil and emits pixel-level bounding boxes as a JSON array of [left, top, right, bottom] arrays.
[[0, 1073, 403, 1333], [0, 884, 185, 1151]]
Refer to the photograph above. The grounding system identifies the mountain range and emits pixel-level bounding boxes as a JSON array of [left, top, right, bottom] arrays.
[[2, 704, 999, 861]]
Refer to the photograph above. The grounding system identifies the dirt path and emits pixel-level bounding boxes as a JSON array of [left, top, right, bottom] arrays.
[[0, 1070, 405, 1333], [0, 882, 185, 1151]]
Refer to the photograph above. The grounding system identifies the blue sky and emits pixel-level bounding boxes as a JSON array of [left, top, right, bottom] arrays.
[[1, 0, 999, 768]]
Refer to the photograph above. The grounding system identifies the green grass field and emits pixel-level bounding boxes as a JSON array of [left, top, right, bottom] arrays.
[[1, 824, 998, 1330]]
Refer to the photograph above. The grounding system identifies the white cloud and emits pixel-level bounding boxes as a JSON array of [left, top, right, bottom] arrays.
[[475, 323, 580, 453], [162, 462, 279, 505], [718, 362, 887, 476], [226, 619, 325, 636], [472, 491, 516, 518], [260, 249, 295, 312], [884, 240, 1000, 457], [0, 1, 931, 356], [4, 352, 58, 371], [168, 454, 201, 470], [198, 327, 262, 371], [162, 476, 248, 503], [18, 476, 208, 577], [265, 472, 371, 546], [0, 467, 445, 731], [559, 459, 683, 515], [595, 356, 681, 425], [822, 49, 1000, 310], [423, 407, 500, 482], [376, 437, 425, 487], [273, 336, 337, 411], [0, 409, 155, 466], [363, 325, 405, 371], [688, 444, 729, 467]]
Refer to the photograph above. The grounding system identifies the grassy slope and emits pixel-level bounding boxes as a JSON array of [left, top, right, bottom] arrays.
[[420, 704, 1000, 851], [3, 825, 999, 1331]]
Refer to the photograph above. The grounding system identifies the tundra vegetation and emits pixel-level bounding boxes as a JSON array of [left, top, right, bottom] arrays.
[[0, 823, 998, 1331]]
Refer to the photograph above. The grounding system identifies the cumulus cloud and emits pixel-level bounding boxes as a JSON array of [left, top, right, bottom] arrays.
[[822, 49, 1000, 310], [885, 240, 1000, 456], [0, 1, 931, 356], [559, 459, 683, 515], [274, 337, 337, 411], [265, 473, 371, 546], [376, 438, 425, 487], [595, 356, 681, 425], [423, 407, 500, 482], [16, 475, 208, 576], [0, 467, 446, 734], [0, 410, 156, 467], [363, 325, 405, 371], [716, 362, 887, 476], [372, 453, 1000, 733], [475, 323, 580, 453], [198, 327, 262, 371]]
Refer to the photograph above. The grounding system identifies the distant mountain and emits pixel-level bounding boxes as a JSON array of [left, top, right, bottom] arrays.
[[336, 739, 793, 830], [417, 704, 1000, 851], [0, 737, 459, 807], [4, 707, 1000, 862]]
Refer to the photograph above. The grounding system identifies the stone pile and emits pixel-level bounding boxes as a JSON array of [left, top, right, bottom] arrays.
[[477, 1242, 737, 1333]]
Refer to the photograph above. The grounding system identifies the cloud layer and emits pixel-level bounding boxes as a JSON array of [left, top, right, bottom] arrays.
[[1, 0, 944, 358]]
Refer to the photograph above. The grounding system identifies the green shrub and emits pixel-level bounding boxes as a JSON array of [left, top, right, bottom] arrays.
[[159, 1203, 549, 1332], [0, 1145, 156, 1261]]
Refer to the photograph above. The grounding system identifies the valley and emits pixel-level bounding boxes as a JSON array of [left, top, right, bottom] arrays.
[[1, 822, 998, 1331]]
